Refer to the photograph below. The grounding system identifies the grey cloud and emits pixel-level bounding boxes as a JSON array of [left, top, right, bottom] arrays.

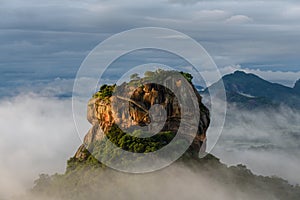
[[167, 0, 300, 5], [1, 0, 300, 93]]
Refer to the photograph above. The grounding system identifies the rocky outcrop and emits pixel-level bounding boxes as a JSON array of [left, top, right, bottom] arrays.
[[74, 71, 210, 161]]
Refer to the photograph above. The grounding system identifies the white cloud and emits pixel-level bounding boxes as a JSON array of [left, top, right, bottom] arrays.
[[282, 5, 300, 19], [211, 105, 300, 184], [0, 73, 299, 198], [225, 15, 253, 24], [193, 9, 230, 21], [167, 0, 202, 5], [242, 68, 300, 87], [0, 94, 81, 199]]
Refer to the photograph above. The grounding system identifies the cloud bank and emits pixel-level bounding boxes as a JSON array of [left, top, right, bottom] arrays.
[[211, 104, 300, 185], [0, 94, 81, 199], [1, 0, 300, 89]]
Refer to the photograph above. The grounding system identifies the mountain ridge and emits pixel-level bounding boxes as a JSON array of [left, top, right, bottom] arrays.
[[203, 71, 300, 109], [294, 79, 300, 94]]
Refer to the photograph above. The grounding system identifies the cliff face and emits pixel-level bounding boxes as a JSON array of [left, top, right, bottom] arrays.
[[74, 72, 210, 162]]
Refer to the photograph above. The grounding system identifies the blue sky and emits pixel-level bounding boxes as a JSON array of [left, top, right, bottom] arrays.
[[1, 0, 300, 97]]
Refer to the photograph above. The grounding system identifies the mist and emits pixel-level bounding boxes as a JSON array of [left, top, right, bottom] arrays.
[[0, 91, 300, 199], [22, 163, 283, 200], [0, 94, 81, 199], [211, 104, 300, 185]]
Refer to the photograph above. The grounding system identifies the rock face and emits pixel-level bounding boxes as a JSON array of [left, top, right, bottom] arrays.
[[74, 72, 210, 161]]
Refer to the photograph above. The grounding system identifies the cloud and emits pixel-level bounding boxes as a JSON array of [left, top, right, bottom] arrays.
[[167, 0, 203, 5], [0, 76, 299, 198], [1, 1, 300, 198], [225, 15, 253, 24], [242, 68, 300, 87], [282, 5, 300, 19], [1, 0, 300, 81], [193, 9, 230, 21], [210, 104, 300, 185], [195, 65, 300, 87], [0, 94, 81, 199]]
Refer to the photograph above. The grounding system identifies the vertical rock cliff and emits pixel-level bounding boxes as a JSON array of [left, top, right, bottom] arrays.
[[74, 70, 210, 162]]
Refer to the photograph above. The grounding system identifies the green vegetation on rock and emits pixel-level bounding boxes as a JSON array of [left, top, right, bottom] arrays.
[[92, 84, 116, 99], [31, 154, 300, 200], [66, 123, 189, 172]]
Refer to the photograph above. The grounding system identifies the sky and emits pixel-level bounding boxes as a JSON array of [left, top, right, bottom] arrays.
[[1, 0, 300, 97], [0, 1, 300, 198]]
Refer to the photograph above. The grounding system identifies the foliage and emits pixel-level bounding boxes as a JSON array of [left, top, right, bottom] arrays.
[[32, 153, 300, 200], [89, 124, 177, 166], [32, 174, 52, 194], [130, 73, 140, 80], [180, 71, 193, 83], [93, 84, 116, 99], [138, 70, 194, 84], [144, 71, 155, 77], [66, 148, 102, 174], [64, 124, 184, 172]]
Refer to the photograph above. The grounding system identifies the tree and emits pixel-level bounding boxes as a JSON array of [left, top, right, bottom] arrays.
[[130, 73, 140, 81], [33, 174, 51, 192], [144, 71, 155, 77], [180, 71, 193, 83]]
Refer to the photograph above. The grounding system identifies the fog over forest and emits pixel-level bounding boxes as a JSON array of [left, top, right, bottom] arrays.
[[0, 88, 299, 199]]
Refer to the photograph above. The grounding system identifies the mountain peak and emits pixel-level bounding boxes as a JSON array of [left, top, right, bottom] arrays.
[[205, 70, 300, 109], [233, 70, 247, 75], [294, 79, 300, 93], [74, 70, 211, 167], [294, 79, 300, 88], [231, 70, 261, 79], [224, 70, 261, 81]]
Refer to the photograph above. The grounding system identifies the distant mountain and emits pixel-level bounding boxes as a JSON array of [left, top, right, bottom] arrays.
[[204, 71, 300, 109], [294, 79, 300, 95], [194, 85, 204, 92]]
